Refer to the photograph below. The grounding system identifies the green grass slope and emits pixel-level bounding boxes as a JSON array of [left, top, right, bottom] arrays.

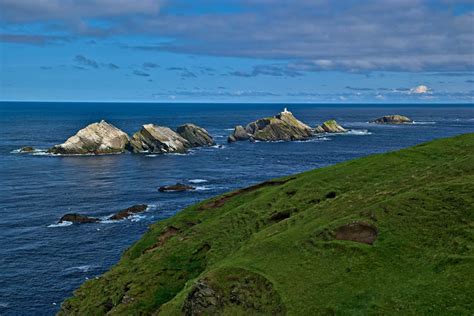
[[60, 134, 474, 315]]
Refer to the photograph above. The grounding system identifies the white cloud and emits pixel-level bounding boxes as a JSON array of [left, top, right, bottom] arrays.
[[410, 85, 430, 94]]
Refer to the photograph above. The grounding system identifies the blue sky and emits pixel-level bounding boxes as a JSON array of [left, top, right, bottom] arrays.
[[0, 0, 473, 103]]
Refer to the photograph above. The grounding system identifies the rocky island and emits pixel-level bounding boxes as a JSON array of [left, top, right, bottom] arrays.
[[48, 120, 130, 155], [228, 108, 313, 142], [47, 120, 214, 155], [370, 115, 413, 124], [128, 124, 190, 154]]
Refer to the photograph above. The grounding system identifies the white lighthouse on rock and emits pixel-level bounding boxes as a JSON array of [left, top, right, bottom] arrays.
[[283, 107, 291, 114]]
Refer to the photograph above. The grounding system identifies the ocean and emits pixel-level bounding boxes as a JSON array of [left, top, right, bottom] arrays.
[[0, 102, 473, 315]]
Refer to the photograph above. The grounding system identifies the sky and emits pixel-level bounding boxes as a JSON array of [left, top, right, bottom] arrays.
[[0, 0, 473, 103]]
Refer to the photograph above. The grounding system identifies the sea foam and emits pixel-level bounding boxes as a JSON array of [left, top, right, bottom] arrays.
[[47, 221, 73, 228], [189, 179, 208, 184]]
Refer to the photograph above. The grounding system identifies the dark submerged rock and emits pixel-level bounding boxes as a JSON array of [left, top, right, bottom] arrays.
[[59, 213, 99, 224], [109, 204, 148, 220], [159, 183, 195, 192], [19, 146, 35, 153]]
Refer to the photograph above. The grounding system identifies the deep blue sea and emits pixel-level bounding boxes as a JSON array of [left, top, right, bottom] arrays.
[[0, 102, 473, 315]]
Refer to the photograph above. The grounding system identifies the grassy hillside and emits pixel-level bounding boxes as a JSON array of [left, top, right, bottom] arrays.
[[60, 134, 474, 315]]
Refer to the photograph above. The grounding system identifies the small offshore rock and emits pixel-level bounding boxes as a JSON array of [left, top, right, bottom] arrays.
[[19, 146, 35, 153], [48, 120, 129, 155], [109, 204, 148, 220], [177, 124, 215, 147], [370, 115, 412, 124], [159, 183, 195, 192], [59, 213, 99, 224], [129, 124, 190, 153], [314, 120, 347, 133]]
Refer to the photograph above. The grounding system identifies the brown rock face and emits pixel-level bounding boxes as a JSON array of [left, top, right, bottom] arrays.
[[335, 222, 378, 245], [144, 226, 180, 253], [159, 183, 195, 192], [109, 204, 148, 220], [59, 214, 99, 224]]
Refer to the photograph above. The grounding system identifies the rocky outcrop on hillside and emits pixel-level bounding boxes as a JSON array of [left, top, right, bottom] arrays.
[[370, 115, 412, 124], [228, 108, 313, 142], [48, 120, 129, 155], [314, 120, 348, 133], [177, 124, 215, 147], [128, 124, 190, 153]]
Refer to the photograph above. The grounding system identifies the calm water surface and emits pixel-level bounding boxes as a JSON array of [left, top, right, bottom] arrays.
[[0, 102, 473, 315]]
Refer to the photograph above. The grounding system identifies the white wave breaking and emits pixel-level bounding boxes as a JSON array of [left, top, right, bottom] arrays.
[[412, 121, 436, 125], [189, 179, 208, 184], [65, 265, 92, 272], [47, 221, 73, 228], [195, 185, 212, 191], [345, 129, 372, 136]]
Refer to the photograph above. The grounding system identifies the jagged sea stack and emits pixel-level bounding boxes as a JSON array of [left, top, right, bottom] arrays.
[[48, 120, 129, 155], [128, 124, 190, 153], [177, 124, 215, 147], [314, 120, 347, 133], [228, 108, 313, 142], [227, 125, 251, 143]]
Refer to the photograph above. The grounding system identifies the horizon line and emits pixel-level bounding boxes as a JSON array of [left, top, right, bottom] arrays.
[[1, 100, 473, 106]]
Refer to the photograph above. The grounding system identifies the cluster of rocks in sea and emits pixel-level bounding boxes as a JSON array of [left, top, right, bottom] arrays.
[[58, 183, 198, 224], [227, 109, 414, 143], [19, 109, 413, 154], [46, 120, 215, 155]]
